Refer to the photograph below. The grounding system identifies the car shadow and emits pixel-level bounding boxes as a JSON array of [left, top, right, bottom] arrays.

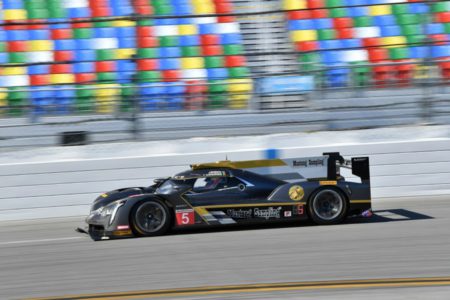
[[167, 209, 433, 237]]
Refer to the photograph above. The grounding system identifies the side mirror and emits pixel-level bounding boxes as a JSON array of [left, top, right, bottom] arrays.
[[238, 183, 246, 192]]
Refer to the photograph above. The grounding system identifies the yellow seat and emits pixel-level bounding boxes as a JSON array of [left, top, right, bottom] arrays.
[[381, 36, 407, 48], [178, 25, 198, 36], [181, 57, 204, 69], [113, 20, 136, 27], [50, 74, 74, 84], [283, 0, 307, 10], [369, 5, 391, 16], [227, 79, 253, 109], [192, 0, 215, 14], [4, 9, 27, 20], [414, 65, 430, 79], [116, 48, 136, 59], [95, 84, 120, 113], [29, 40, 53, 52], [0, 88, 7, 116], [291, 30, 317, 42], [2, 67, 27, 76]]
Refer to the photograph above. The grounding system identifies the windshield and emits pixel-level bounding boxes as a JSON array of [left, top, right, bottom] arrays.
[[156, 179, 194, 194]]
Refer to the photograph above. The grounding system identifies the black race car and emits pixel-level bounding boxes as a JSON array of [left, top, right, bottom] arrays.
[[79, 152, 372, 240]]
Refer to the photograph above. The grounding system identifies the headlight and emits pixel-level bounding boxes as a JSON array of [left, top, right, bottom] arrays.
[[96, 200, 126, 225]]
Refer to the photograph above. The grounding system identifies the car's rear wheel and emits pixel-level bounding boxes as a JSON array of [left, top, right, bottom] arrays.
[[308, 188, 347, 225], [131, 200, 171, 236]]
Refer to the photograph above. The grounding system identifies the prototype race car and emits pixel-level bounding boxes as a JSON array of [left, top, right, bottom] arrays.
[[79, 152, 372, 240]]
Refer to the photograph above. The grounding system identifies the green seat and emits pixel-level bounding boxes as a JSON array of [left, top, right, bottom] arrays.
[[9, 52, 27, 63], [47, 0, 66, 18], [120, 86, 136, 112], [137, 71, 161, 82], [205, 56, 224, 68], [74, 28, 93, 39], [318, 29, 336, 40], [397, 14, 420, 25], [325, 0, 342, 7], [181, 46, 201, 57], [159, 36, 179, 47], [97, 72, 116, 82], [224, 44, 243, 55], [402, 24, 422, 36], [350, 62, 371, 87], [354, 16, 373, 27], [228, 67, 249, 78], [96, 49, 116, 61], [407, 35, 426, 46], [392, 4, 409, 15], [329, 8, 347, 18], [298, 53, 320, 72], [76, 87, 95, 113], [138, 48, 157, 58], [7, 87, 28, 116], [389, 47, 409, 60]]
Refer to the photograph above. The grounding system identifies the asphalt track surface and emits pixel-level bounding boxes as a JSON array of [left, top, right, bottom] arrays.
[[1, 198, 450, 300]]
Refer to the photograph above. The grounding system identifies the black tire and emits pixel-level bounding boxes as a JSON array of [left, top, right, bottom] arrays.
[[307, 188, 348, 225], [130, 199, 172, 236]]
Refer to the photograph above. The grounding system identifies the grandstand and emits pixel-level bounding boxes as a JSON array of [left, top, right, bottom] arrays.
[[0, 0, 449, 116]]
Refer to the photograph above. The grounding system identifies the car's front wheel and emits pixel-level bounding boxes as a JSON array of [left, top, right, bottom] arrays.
[[308, 188, 347, 225], [131, 199, 172, 236]]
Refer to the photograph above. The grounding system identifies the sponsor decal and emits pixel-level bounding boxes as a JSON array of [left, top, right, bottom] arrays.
[[254, 207, 282, 220], [289, 185, 304, 201], [176, 209, 195, 225], [101, 193, 108, 198], [206, 171, 226, 177], [293, 159, 324, 167], [296, 204, 304, 215], [319, 180, 337, 185], [117, 225, 130, 230], [227, 209, 252, 219], [284, 211, 292, 217]]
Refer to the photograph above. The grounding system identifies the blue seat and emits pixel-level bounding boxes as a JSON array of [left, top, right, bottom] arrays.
[[154, 18, 178, 26], [29, 30, 50, 40], [326, 66, 349, 87], [348, 6, 368, 17], [73, 62, 95, 73], [426, 23, 444, 35], [139, 83, 166, 111], [158, 47, 181, 58], [409, 46, 428, 59], [380, 25, 401, 37], [112, 5, 133, 16], [179, 35, 200, 46], [409, 3, 429, 14], [318, 40, 343, 50], [321, 51, 342, 64], [54, 86, 75, 114], [0, 30, 6, 42], [199, 23, 218, 35], [74, 50, 95, 61], [117, 60, 135, 72], [30, 87, 54, 115], [28, 65, 50, 75], [117, 71, 134, 84], [54, 39, 76, 51], [374, 15, 396, 27], [207, 68, 228, 80], [49, 18, 70, 29], [118, 37, 136, 48], [166, 82, 186, 95], [220, 33, 242, 45], [76, 39, 92, 50], [94, 28, 116, 38], [159, 58, 180, 70], [287, 20, 314, 31], [0, 53, 8, 64], [116, 27, 135, 38], [177, 17, 195, 25], [341, 39, 362, 49], [2, 0, 24, 9], [6, 30, 28, 41], [68, 8, 90, 18], [313, 19, 333, 30], [174, 4, 192, 15], [431, 45, 450, 58]]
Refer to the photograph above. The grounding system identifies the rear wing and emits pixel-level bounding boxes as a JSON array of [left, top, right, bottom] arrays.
[[324, 152, 370, 184]]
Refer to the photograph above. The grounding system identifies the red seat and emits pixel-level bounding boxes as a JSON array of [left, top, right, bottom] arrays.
[[373, 63, 394, 88]]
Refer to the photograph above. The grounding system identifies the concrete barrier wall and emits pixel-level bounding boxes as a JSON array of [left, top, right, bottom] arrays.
[[1, 138, 450, 221]]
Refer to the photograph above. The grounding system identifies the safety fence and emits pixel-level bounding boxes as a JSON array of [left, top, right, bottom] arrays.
[[1, 137, 450, 220]]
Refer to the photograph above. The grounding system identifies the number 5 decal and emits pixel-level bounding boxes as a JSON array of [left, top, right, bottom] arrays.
[[176, 209, 195, 225]]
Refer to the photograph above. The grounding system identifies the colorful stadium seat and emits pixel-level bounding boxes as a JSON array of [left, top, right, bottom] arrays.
[[0, 0, 252, 115], [285, 0, 450, 87]]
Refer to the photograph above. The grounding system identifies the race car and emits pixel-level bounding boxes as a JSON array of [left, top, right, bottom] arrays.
[[79, 152, 372, 240]]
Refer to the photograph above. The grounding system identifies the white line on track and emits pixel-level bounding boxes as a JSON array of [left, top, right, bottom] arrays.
[[0, 236, 83, 246]]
